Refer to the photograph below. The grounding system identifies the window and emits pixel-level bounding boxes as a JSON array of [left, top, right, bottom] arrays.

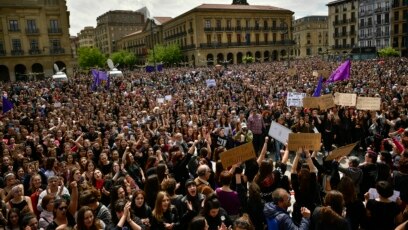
[[245, 19, 250, 29], [216, 20, 221, 29], [264, 33, 268, 43], [50, 39, 61, 50], [394, 24, 399, 34], [385, 13, 389, 23], [190, 36, 194, 44], [217, 34, 222, 44], [207, 34, 211, 45], [226, 19, 231, 29], [12, 39, 22, 50], [263, 20, 268, 29], [394, 11, 399, 21], [0, 41, 4, 51], [255, 34, 259, 44], [236, 19, 241, 28], [272, 33, 276, 42], [50, 19, 59, 29], [204, 20, 211, 28], [255, 20, 259, 29], [272, 20, 276, 28], [27, 20, 37, 32], [30, 39, 39, 50], [237, 34, 241, 44], [227, 34, 232, 45], [9, 20, 19, 31], [343, 39, 347, 46], [377, 14, 381, 24]]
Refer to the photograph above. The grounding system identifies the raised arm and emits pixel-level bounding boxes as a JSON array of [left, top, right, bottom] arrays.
[[257, 137, 269, 166], [291, 147, 303, 174]]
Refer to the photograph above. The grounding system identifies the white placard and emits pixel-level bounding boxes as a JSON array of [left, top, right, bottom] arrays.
[[165, 95, 172, 101], [286, 92, 306, 107], [54, 102, 62, 108], [368, 188, 400, 202], [157, 98, 164, 104], [268, 121, 292, 144], [206, 79, 216, 87]]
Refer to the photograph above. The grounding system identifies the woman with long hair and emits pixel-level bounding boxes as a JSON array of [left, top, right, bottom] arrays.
[[337, 176, 366, 230], [27, 173, 46, 218], [245, 182, 265, 230], [150, 191, 180, 230], [6, 208, 20, 230], [144, 175, 160, 209], [131, 190, 152, 228], [82, 160, 95, 183], [310, 190, 350, 230], [74, 206, 104, 230], [39, 195, 54, 230], [46, 198, 76, 230], [98, 152, 112, 176]]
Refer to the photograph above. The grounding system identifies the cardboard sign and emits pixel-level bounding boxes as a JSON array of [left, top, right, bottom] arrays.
[[335, 93, 357, 106], [287, 92, 306, 107], [165, 95, 172, 101], [325, 142, 358, 161], [313, 70, 330, 78], [206, 79, 216, 88], [268, 121, 292, 144], [288, 133, 321, 151], [356, 97, 381, 110], [319, 94, 335, 110], [220, 142, 256, 168], [288, 68, 296, 76], [302, 97, 320, 108]]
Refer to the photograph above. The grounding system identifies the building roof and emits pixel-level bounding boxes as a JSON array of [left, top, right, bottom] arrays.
[[122, 30, 143, 38], [327, 0, 351, 6], [195, 3, 291, 12], [153, 17, 173, 25], [295, 15, 328, 23]]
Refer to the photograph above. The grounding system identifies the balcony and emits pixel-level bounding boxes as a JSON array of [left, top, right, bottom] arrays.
[[48, 28, 62, 34], [0, 50, 5, 56], [235, 26, 242, 31], [225, 27, 234, 31], [181, 44, 195, 50], [204, 27, 213, 32], [333, 32, 348, 37], [214, 27, 223, 32], [50, 48, 65, 54], [164, 31, 187, 40], [26, 28, 39, 35], [8, 29, 21, 33], [198, 40, 295, 49], [271, 26, 288, 32], [29, 49, 41, 55], [188, 28, 193, 33], [11, 50, 24, 56], [332, 44, 351, 49]]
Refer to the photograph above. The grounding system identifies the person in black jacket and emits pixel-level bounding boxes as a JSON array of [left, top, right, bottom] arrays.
[[201, 193, 233, 230], [108, 199, 145, 230], [150, 191, 180, 230]]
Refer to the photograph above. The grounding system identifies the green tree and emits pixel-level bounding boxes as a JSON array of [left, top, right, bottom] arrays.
[[147, 44, 182, 65], [110, 50, 137, 68], [243, 55, 255, 63], [77, 47, 106, 69], [378, 47, 400, 57]]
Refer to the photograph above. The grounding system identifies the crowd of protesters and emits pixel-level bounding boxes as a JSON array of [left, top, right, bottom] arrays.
[[0, 56, 407, 230]]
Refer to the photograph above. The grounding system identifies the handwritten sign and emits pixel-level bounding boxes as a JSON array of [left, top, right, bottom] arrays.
[[268, 121, 292, 144], [288, 68, 296, 76], [335, 93, 357, 106], [288, 133, 321, 151], [165, 95, 172, 101], [319, 94, 335, 110], [220, 143, 256, 168], [206, 79, 216, 88], [157, 98, 164, 104], [302, 97, 320, 108], [325, 142, 358, 161], [356, 97, 381, 110], [287, 92, 306, 107]]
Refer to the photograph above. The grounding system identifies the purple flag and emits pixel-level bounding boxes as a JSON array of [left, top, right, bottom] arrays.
[[106, 75, 110, 90], [91, 69, 99, 91], [327, 60, 351, 82], [98, 71, 108, 81], [157, 64, 163, 72], [2, 96, 13, 113], [313, 76, 323, 97], [146, 66, 154, 73]]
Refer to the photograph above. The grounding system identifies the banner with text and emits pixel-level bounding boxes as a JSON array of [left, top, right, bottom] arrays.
[[220, 142, 256, 168], [288, 133, 321, 151], [287, 92, 306, 107]]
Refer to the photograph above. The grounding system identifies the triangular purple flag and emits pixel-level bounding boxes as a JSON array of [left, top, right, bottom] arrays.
[[2, 96, 13, 113], [313, 76, 323, 97], [327, 60, 351, 82]]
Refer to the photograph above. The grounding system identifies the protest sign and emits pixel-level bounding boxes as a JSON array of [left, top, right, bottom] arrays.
[[220, 143, 256, 168], [206, 79, 216, 88], [288, 133, 321, 151], [268, 121, 292, 144], [313, 70, 330, 78], [302, 97, 320, 108], [325, 142, 358, 161], [356, 97, 381, 110], [287, 92, 306, 107], [288, 68, 296, 76], [335, 93, 357, 106], [165, 95, 172, 101], [319, 94, 335, 110], [157, 98, 164, 104]]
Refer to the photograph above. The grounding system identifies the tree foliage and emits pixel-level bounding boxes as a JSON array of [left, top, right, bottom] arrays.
[[77, 47, 106, 69], [147, 44, 182, 65], [378, 47, 400, 57], [243, 55, 255, 63], [110, 51, 137, 68]]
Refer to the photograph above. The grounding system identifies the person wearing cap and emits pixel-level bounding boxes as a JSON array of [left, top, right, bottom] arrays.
[[358, 149, 379, 199], [179, 179, 205, 229], [233, 123, 253, 145]]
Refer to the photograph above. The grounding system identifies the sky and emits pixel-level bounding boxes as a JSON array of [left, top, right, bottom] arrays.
[[67, 0, 329, 36]]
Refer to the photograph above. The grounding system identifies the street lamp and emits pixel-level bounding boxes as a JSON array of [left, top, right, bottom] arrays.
[[150, 19, 157, 75], [280, 21, 290, 68]]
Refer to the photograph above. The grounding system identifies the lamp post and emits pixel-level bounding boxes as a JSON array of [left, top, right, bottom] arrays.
[[281, 22, 290, 68], [150, 19, 157, 75]]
